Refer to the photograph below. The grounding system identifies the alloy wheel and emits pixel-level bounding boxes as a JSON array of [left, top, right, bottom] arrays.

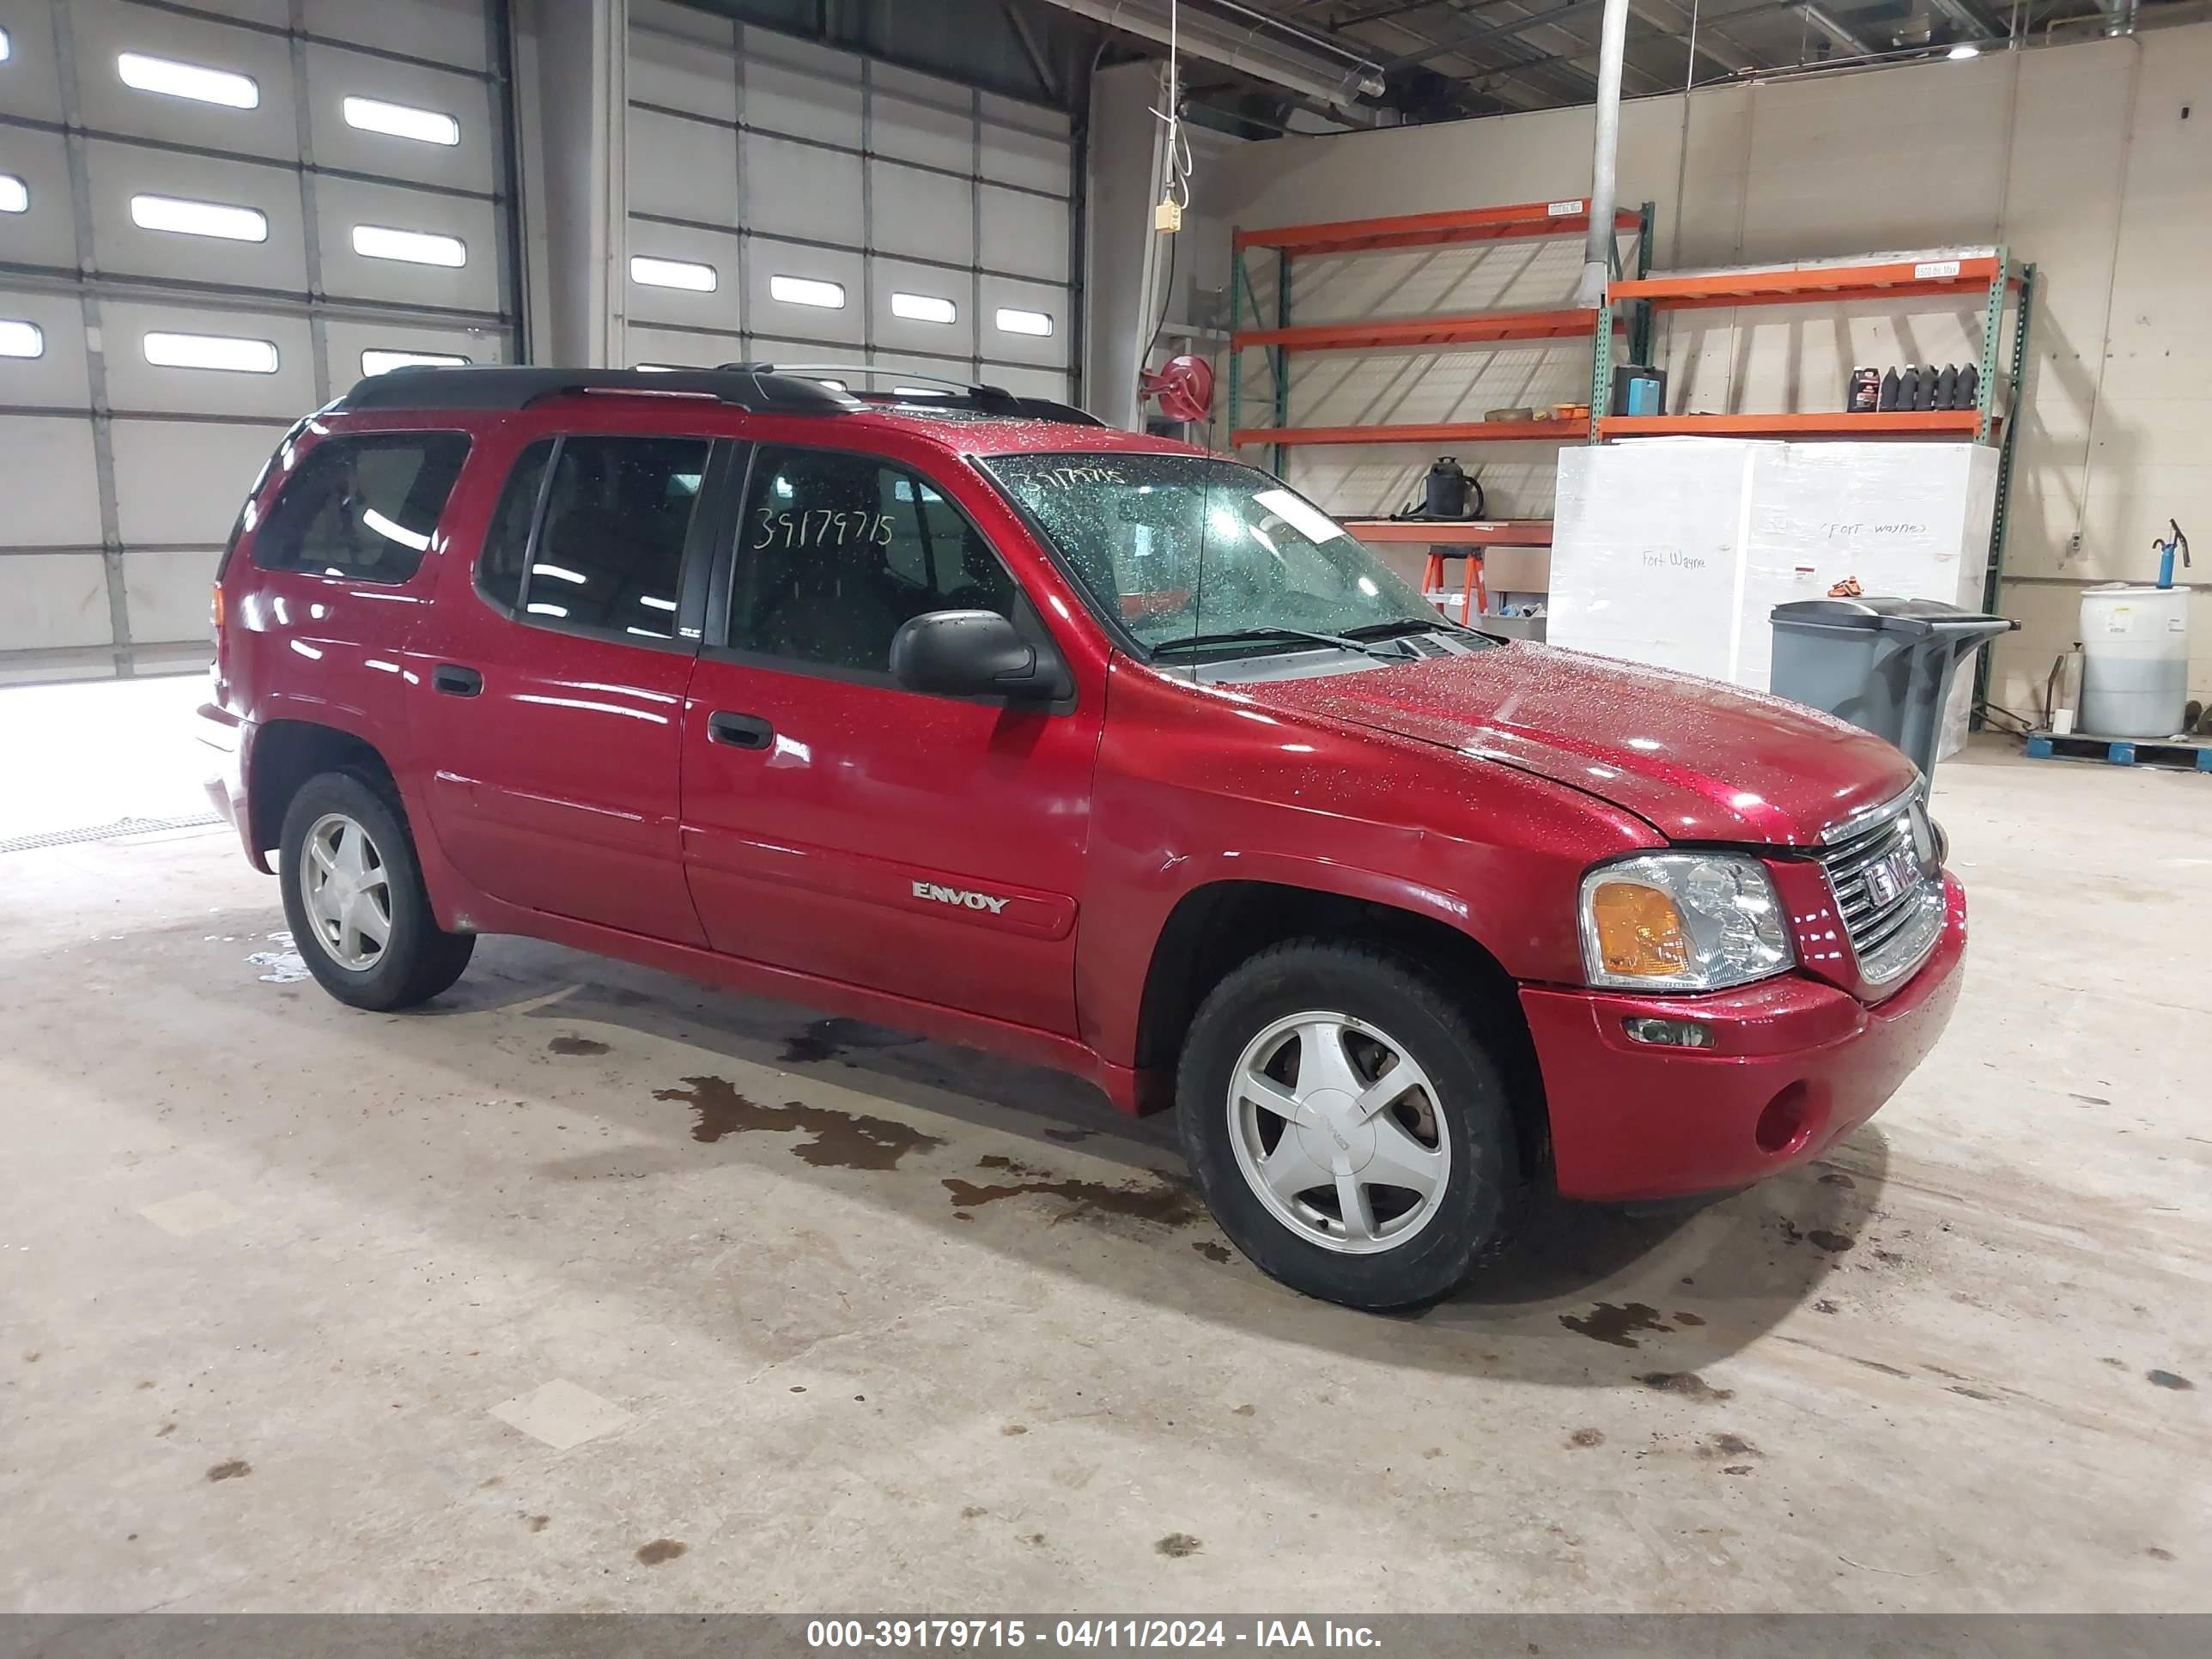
[[1224, 1011, 1451, 1255], [300, 811, 392, 971]]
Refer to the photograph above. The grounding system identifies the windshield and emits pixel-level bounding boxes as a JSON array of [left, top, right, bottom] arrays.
[[984, 453, 1443, 658]]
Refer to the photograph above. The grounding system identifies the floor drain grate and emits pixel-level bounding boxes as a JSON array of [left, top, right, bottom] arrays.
[[0, 811, 223, 854]]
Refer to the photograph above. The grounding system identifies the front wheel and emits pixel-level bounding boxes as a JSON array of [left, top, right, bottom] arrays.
[[277, 770, 474, 1010], [1176, 940, 1522, 1310]]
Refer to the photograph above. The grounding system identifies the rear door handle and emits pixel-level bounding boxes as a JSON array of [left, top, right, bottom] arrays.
[[432, 664, 483, 697], [708, 710, 775, 750]]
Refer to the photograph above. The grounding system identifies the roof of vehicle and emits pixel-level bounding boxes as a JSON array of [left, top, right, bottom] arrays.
[[325, 363, 1212, 462]]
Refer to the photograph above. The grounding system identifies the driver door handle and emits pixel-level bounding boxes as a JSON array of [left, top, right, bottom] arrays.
[[708, 710, 775, 750], [432, 663, 483, 697]]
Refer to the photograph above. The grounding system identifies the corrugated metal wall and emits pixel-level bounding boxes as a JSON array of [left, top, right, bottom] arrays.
[[623, 0, 1076, 401], [0, 0, 519, 684]]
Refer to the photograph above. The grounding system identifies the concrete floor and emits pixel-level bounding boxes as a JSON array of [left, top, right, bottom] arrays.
[[2, 738, 2205, 1613]]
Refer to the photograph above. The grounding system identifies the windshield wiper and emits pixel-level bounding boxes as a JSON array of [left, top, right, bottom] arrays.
[[1343, 617, 1455, 642], [1152, 626, 1406, 662]]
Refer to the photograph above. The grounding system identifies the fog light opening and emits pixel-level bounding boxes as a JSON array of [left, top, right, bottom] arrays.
[[1755, 1083, 1815, 1156], [1622, 1016, 1715, 1049]]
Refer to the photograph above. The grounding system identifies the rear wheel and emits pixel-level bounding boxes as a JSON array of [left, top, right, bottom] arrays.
[[1176, 940, 1521, 1310], [278, 770, 473, 1010]]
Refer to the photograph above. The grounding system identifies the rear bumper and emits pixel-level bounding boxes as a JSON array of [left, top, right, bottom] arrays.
[[1521, 872, 1967, 1202], [196, 702, 267, 873]]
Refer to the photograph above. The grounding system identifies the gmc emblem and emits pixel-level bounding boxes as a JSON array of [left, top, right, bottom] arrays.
[[1864, 848, 1916, 908]]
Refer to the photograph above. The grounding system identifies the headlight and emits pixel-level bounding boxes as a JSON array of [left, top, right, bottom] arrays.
[[1578, 853, 1795, 993]]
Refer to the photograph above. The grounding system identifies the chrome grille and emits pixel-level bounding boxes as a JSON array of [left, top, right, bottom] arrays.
[[1816, 792, 1944, 988]]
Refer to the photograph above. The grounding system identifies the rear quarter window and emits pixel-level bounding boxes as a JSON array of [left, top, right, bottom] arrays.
[[252, 431, 471, 584]]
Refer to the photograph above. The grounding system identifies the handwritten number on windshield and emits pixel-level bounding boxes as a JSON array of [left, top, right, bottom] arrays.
[[1030, 465, 1127, 492]]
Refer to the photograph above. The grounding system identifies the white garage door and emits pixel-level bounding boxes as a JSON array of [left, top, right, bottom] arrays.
[[0, 0, 517, 684], [624, 2, 1076, 405]]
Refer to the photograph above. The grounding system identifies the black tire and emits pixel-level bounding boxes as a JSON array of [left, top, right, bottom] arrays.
[[276, 769, 475, 1011], [1176, 939, 1522, 1310]]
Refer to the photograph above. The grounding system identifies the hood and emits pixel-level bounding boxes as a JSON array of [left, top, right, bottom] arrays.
[[1235, 641, 1918, 847]]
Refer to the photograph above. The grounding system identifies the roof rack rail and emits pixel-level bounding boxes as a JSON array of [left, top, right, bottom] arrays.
[[727, 362, 1107, 428], [331, 364, 863, 415]]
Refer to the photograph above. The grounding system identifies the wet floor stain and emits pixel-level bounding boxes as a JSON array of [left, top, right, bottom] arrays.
[[206, 1460, 252, 1482], [547, 1035, 610, 1057], [1559, 1301, 1674, 1349], [778, 1018, 921, 1066], [1155, 1533, 1202, 1559], [654, 1076, 944, 1170], [1673, 1310, 1707, 1327], [2147, 1370, 2195, 1391], [779, 1030, 838, 1065], [1635, 1371, 1735, 1402], [635, 1538, 686, 1565], [1948, 1384, 1998, 1402], [1808, 1229, 1856, 1253], [2148, 1547, 2174, 1562], [1001, 1423, 1029, 1436], [1192, 1240, 1232, 1263], [1703, 1432, 1759, 1459], [941, 1153, 1204, 1229], [156, 1422, 176, 1437], [1818, 1170, 1856, 1188], [1567, 1428, 1605, 1449], [526, 1515, 550, 1533]]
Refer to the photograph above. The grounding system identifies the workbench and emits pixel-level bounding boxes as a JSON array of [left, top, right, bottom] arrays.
[[1339, 520, 1553, 620]]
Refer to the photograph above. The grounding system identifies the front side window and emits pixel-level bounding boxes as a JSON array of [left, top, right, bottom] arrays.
[[477, 435, 706, 641], [252, 431, 471, 584], [984, 453, 1443, 660], [728, 447, 1016, 672]]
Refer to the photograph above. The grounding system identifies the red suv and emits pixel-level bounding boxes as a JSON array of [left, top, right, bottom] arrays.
[[199, 365, 1966, 1310]]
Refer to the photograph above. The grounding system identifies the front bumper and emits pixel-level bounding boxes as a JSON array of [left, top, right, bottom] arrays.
[[1521, 872, 1967, 1202]]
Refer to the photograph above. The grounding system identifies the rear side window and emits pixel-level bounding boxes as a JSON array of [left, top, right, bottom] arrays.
[[252, 431, 470, 584], [477, 435, 707, 641]]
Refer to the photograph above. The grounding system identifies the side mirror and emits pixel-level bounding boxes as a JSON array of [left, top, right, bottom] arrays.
[[890, 610, 1066, 702]]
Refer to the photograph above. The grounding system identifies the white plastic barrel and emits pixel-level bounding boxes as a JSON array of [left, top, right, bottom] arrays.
[[2079, 584, 2190, 738]]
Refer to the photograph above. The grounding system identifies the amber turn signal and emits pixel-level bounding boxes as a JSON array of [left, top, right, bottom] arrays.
[[1588, 879, 1690, 979], [210, 582, 225, 632]]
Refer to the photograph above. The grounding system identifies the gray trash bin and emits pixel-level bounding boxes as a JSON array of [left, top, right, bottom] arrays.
[[1770, 597, 2017, 777]]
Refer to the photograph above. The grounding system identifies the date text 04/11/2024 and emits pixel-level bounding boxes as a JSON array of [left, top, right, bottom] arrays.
[[805, 1620, 1382, 1650]]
